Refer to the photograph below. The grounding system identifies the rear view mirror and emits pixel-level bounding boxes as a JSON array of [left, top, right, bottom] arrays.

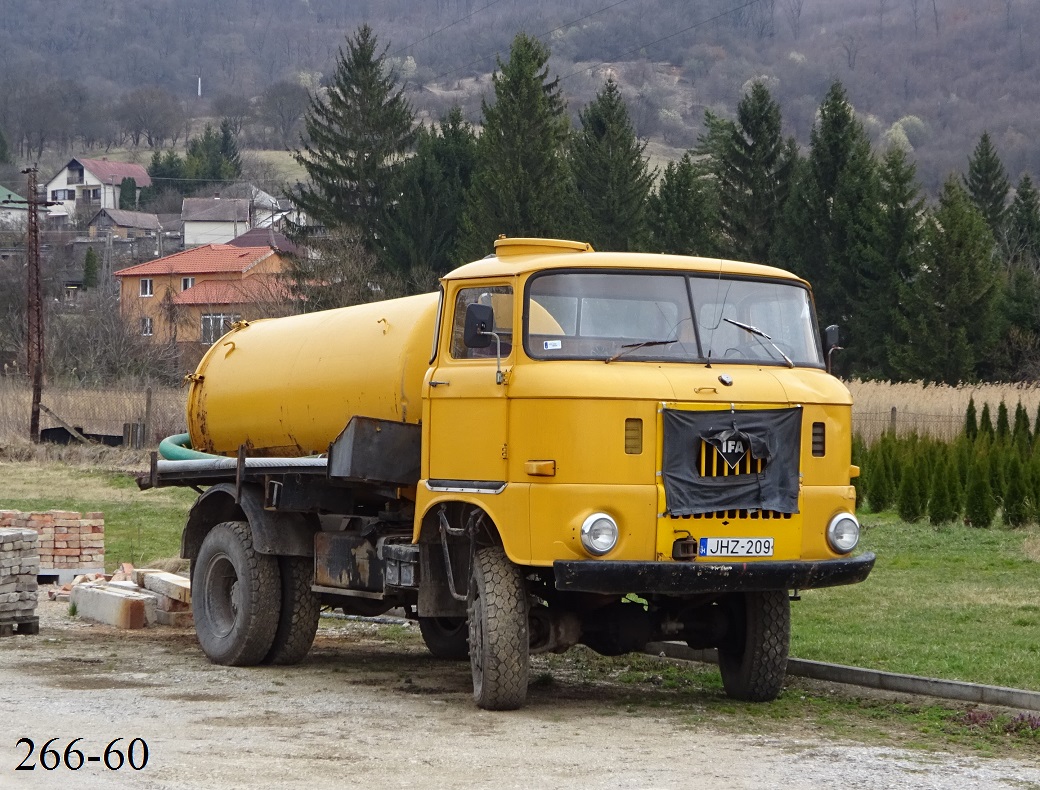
[[464, 303, 494, 348], [825, 324, 841, 350]]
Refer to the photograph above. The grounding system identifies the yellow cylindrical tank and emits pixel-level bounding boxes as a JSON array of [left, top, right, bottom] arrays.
[[186, 293, 439, 456]]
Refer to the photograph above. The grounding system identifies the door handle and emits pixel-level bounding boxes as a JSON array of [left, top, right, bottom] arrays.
[[430, 380, 450, 387]]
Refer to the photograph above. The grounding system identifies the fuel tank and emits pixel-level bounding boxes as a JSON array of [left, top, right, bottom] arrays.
[[186, 292, 439, 456]]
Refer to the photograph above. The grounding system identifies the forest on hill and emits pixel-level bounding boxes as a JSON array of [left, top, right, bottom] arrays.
[[0, 0, 1038, 194]]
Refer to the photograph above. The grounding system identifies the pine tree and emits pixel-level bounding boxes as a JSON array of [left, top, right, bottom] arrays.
[[379, 107, 477, 286], [569, 78, 654, 251], [647, 153, 719, 256], [965, 396, 978, 440], [82, 248, 99, 289], [458, 33, 571, 259], [964, 456, 996, 528], [292, 25, 417, 253], [963, 131, 1010, 242], [876, 147, 925, 378], [185, 124, 242, 184], [889, 178, 999, 383], [928, 453, 959, 525], [711, 81, 796, 264], [774, 81, 883, 375], [219, 119, 242, 178], [1009, 174, 1040, 265], [896, 445, 927, 523]]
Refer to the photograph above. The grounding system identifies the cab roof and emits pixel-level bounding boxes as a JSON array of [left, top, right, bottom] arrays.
[[443, 237, 808, 286]]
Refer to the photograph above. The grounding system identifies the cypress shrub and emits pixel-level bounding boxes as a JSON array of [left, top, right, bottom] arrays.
[[979, 403, 994, 440], [988, 441, 1008, 505], [928, 453, 960, 525], [896, 445, 927, 523], [996, 400, 1010, 440], [1013, 401, 1031, 447], [1002, 452, 1031, 528], [964, 396, 978, 440], [1030, 453, 1040, 524], [964, 456, 996, 528], [868, 451, 895, 512]]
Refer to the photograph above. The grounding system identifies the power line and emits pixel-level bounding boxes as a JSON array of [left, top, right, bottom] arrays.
[[389, 0, 509, 59]]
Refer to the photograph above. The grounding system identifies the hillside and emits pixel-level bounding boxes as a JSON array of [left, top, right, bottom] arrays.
[[0, 0, 1038, 193]]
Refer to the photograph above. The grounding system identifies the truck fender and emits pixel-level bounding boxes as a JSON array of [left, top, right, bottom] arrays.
[[181, 483, 319, 563]]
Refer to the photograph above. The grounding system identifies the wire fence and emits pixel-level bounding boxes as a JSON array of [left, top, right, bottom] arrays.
[[0, 379, 186, 447], [0, 379, 1000, 450]]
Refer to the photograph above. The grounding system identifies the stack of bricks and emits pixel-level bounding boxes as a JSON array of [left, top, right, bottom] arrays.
[[0, 510, 105, 578], [0, 527, 40, 634]]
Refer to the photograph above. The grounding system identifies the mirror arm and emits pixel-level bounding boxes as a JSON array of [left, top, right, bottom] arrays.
[[481, 330, 504, 384]]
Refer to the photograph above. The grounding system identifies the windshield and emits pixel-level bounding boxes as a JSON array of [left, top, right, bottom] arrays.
[[525, 271, 823, 367]]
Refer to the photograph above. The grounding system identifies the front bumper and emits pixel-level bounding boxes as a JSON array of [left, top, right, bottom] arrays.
[[554, 552, 875, 595]]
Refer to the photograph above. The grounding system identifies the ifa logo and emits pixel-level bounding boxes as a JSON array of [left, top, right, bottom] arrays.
[[703, 428, 752, 469]]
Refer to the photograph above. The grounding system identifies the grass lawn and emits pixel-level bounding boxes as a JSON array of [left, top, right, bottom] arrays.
[[0, 461, 195, 571], [793, 511, 1040, 691]]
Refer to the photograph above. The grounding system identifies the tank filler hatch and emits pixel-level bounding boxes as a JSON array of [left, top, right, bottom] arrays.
[[493, 237, 593, 257]]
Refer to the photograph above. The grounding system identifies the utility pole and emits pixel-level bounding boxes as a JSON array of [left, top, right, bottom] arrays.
[[24, 166, 45, 442], [2, 167, 58, 442]]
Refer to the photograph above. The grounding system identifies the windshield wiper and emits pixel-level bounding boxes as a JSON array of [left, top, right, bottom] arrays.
[[605, 338, 678, 364], [722, 318, 794, 368]]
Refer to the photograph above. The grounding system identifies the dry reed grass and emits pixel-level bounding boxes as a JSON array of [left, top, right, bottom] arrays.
[[849, 379, 1040, 443], [1024, 535, 1040, 563], [0, 378, 186, 448]]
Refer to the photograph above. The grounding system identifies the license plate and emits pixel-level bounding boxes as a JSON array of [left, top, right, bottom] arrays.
[[698, 537, 774, 558]]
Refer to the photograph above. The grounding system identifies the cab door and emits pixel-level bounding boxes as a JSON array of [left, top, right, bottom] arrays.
[[424, 283, 514, 486]]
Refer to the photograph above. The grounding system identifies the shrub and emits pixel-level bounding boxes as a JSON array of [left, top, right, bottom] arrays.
[[964, 396, 978, 441], [928, 452, 960, 525], [897, 445, 927, 523], [979, 403, 994, 440], [1003, 452, 1032, 528], [996, 400, 1010, 440], [964, 456, 997, 528]]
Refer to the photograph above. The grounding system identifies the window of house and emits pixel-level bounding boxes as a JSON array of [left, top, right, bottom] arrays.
[[181, 277, 195, 291], [201, 313, 240, 344], [141, 317, 153, 337], [140, 278, 153, 297]]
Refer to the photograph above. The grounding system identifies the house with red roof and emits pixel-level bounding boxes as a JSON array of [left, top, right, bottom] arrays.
[[113, 244, 290, 346], [44, 158, 151, 225]]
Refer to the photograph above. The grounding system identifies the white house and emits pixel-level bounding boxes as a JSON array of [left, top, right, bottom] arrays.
[[0, 184, 30, 230], [181, 197, 251, 246], [44, 158, 152, 224]]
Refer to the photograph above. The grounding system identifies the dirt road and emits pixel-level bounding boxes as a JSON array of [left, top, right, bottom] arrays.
[[1, 602, 1037, 790]]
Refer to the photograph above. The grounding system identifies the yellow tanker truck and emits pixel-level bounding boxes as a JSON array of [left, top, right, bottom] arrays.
[[146, 237, 874, 710]]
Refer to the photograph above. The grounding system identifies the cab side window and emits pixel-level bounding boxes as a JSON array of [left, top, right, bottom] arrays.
[[450, 285, 513, 359]]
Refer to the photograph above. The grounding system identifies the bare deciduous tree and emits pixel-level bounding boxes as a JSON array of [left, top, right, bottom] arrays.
[[842, 35, 859, 70], [783, 0, 804, 40]]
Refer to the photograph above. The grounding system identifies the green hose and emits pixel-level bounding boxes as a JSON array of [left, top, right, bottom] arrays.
[[158, 433, 221, 461]]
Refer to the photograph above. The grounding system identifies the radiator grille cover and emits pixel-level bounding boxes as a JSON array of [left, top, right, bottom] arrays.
[[661, 407, 802, 517]]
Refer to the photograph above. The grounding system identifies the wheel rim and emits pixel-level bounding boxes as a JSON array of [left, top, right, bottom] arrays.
[[204, 553, 240, 638]]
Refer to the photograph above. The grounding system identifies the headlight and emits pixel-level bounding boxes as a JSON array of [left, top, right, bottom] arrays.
[[580, 513, 618, 556], [826, 513, 860, 554]]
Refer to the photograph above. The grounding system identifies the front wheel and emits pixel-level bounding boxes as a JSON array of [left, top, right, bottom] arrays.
[[467, 546, 529, 710], [194, 521, 281, 666], [717, 590, 790, 702], [419, 617, 470, 660]]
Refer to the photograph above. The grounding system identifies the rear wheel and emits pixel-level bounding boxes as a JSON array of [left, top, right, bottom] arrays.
[[263, 556, 320, 665], [467, 546, 529, 710], [419, 617, 469, 660], [717, 590, 790, 702], [194, 521, 281, 666]]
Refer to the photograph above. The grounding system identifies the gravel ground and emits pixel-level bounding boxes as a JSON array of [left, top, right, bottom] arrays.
[[0, 600, 1038, 790]]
